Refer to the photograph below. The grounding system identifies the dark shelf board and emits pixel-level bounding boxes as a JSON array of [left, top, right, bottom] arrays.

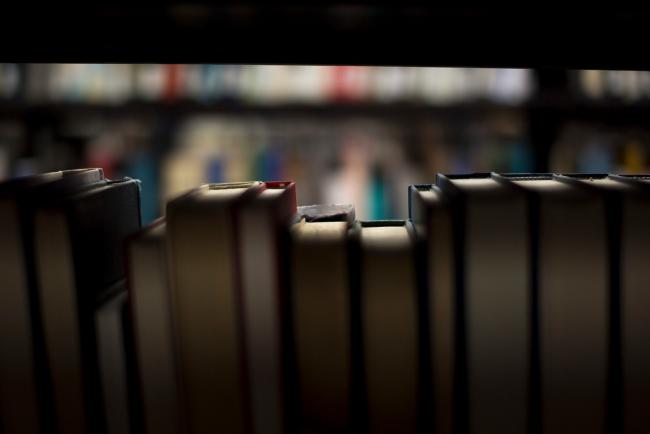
[[0, 101, 526, 119], [0, 5, 649, 69], [3, 99, 650, 124]]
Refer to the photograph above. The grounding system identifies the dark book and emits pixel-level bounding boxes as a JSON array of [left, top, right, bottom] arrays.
[[34, 178, 141, 434], [0, 168, 104, 434], [563, 174, 650, 434], [409, 184, 453, 434], [126, 219, 181, 434], [607, 175, 650, 434], [96, 285, 131, 434], [435, 173, 530, 434], [290, 204, 355, 433], [499, 173, 608, 434]]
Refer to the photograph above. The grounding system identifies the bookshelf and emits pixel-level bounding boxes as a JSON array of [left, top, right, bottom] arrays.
[[0, 101, 524, 118], [4, 96, 650, 171], [2, 7, 649, 434]]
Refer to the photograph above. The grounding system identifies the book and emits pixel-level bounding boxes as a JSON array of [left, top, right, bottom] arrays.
[[503, 174, 608, 434], [0, 168, 104, 434], [96, 287, 131, 434], [291, 204, 355, 433], [126, 219, 181, 434], [295, 203, 355, 224], [166, 181, 264, 434], [436, 173, 530, 434], [409, 184, 453, 434], [555, 174, 628, 433], [569, 174, 650, 434], [34, 177, 141, 434], [351, 220, 419, 434], [238, 181, 296, 434]]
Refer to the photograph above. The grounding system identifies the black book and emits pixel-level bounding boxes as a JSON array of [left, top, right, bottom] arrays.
[[34, 178, 141, 434], [0, 168, 104, 434], [409, 184, 453, 434], [96, 286, 132, 434], [434, 173, 530, 434]]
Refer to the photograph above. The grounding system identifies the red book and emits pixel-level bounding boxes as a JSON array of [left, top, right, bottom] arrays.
[[164, 64, 183, 102], [329, 66, 369, 102]]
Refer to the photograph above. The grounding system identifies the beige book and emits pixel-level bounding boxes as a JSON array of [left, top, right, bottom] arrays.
[[358, 222, 418, 434], [292, 218, 351, 433], [238, 183, 296, 434], [166, 182, 263, 434]]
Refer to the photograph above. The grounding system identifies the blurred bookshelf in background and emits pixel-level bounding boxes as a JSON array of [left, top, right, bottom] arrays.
[[1, 64, 649, 222]]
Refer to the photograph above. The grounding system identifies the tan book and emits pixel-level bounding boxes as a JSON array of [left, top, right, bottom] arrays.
[[291, 205, 354, 433], [238, 182, 296, 434], [166, 182, 264, 434], [354, 221, 418, 434]]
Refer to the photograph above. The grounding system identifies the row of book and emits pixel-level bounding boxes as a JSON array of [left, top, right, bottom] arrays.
[[0, 169, 139, 434], [411, 173, 650, 434], [9, 64, 650, 106], [576, 69, 650, 102], [1, 64, 534, 104], [2, 169, 650, 434]]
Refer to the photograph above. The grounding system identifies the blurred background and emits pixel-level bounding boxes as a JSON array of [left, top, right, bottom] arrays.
[[0, 64, 649, 221]]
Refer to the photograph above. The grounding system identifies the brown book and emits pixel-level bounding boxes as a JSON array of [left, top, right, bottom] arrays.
[[0, 169, 104, 434]]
